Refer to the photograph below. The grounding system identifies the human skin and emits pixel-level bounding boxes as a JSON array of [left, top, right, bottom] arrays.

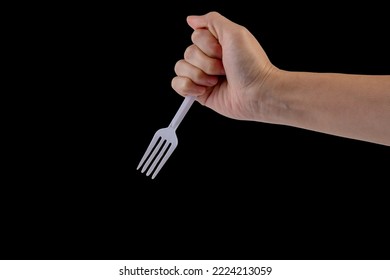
[[171, 12, 390, 146]]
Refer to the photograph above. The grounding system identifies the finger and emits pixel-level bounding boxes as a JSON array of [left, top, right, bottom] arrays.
[[184, 44, 225, 75], [191, 29, 222, 59], [187, 11, 236, 44], [174, 59, 219, 87], [171, 76, 207, 97]]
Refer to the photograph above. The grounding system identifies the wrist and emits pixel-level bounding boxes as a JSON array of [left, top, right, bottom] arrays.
[[253, 68, 294, 125]]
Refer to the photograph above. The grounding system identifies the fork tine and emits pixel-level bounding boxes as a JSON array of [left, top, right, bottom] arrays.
[[146, 140, 171, 177], [150, 143, 176, 179], [138, 96, 196, 178], [140, 136, 164, 173], [136, 134, 161, 171]]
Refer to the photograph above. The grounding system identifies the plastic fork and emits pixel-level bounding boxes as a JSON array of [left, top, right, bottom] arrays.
[[137, 95, 196, 179]]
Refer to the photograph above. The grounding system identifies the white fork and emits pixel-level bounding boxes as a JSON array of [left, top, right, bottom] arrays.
[[137, 95, 196, 179]]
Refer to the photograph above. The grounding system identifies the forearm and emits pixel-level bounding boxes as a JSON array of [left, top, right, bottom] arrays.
[[265, 70, 390, 146]]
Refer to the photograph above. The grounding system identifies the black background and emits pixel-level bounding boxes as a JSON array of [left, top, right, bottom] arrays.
[[2, 1, 389, 260]]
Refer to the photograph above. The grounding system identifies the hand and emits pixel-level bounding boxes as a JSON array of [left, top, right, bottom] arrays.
[[172, 11, 278, 121]]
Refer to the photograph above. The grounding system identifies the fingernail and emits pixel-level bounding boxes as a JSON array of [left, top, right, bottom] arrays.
[[207, 76, 218, 86]]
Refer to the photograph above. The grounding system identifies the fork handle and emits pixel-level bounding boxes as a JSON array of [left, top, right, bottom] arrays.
[[169, 95, 196, 130]]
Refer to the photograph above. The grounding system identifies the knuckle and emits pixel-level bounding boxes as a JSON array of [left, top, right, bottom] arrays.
[[208, 11, 219, 18], [184, 45, 196, 61], [191, 29, 203, 44], [173, 59, 183, 74], [182, 77, 193, 89], [194, 70, 203, 81], [205, 60, 220, 74]]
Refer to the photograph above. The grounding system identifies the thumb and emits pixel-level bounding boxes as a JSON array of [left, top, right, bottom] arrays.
[[186, 11, 235, 44]]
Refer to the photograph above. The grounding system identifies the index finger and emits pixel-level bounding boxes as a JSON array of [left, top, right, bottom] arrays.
[[186, 11, 235, 44]]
